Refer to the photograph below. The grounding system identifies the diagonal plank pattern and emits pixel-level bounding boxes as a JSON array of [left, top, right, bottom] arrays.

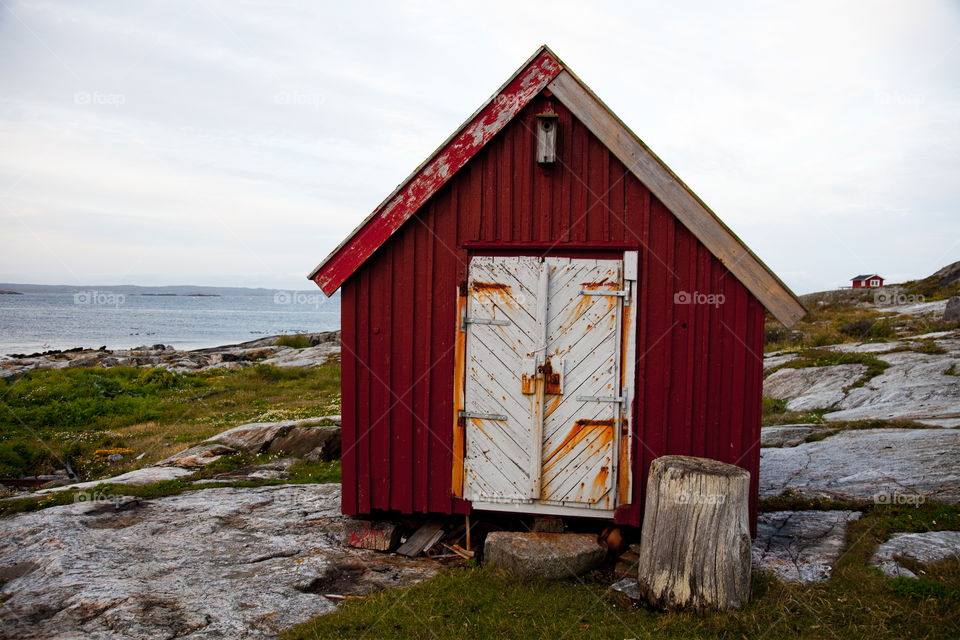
[[462, 256, 623, 512], [541, 259, 620, 509]]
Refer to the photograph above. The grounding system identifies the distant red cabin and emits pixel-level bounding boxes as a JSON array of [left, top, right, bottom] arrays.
[[851, 274, 884, 289], [308, 47, 804, 532]]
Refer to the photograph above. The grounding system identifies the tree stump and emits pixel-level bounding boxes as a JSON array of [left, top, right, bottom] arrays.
[[635, 455, 752, 610]]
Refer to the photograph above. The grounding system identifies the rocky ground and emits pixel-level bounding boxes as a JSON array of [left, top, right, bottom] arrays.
[[764, 331, 960, 426], [2, 299, 960, 636], [0, 331, 341, 378], [0, 484, 439, 640]]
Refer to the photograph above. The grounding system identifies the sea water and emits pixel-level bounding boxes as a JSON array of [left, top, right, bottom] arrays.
[[0, 292, 340, 354]]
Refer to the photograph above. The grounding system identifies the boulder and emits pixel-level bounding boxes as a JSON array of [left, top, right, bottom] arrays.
[[944, 296, 960, 323], [752, 511, 861, 584], [870, 530, 960, 578], [157, 443, 236, 468], [205, 416, 340, 453], [266, 425, 341, 461], [483, 532, 606, 579]]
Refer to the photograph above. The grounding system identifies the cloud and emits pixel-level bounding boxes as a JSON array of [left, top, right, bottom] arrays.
[[0, 0, 957, 293]]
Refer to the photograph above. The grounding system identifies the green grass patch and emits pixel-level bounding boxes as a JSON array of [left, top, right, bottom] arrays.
[[282, 504, 960, 640], [288, 459, 341, 483], [764, 348, 890, 393], [275, 334, 313, 349], [760, 396, 825, 427], [0, 362, 340, 479], [758, 493, 871, 512]]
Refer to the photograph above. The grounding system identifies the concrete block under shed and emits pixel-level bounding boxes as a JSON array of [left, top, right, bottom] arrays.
[[484, 532, 606, 579], [343, 519, 402, 552]]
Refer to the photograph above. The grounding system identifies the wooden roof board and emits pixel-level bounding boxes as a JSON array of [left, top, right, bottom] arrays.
[[307, 45, 806, 327], [307, 46, 562, 294]]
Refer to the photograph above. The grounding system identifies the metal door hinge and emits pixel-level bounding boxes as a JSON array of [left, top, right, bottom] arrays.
[[580, 288, 630, 305], [461, 316, 510, 332], [458, 411, 508, 421], [576, 395, 624, 403]]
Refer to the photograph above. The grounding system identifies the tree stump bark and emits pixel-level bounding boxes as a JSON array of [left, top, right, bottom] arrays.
[[635, 455, 752, 610]]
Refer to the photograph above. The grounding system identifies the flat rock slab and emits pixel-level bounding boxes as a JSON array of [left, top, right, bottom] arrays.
[[0, 484, 439, 640], [763, 352, 800, 373], [261, 343, 340, 368], [484, 532, 605, 580], [763, 364, 867, 412], [33, 466, 195, 495], [761, 425, 817, 448], [870, 530, 960, 579], [823, 350, 960, 426], [752, 511, 861, 584], [760, 428, 960, 503]]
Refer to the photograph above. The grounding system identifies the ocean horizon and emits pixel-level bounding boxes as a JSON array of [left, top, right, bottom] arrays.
[[0, 289, 340, 354]]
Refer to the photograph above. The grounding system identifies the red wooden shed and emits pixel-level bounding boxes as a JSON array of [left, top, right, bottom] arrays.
[[308, 46, 805, 531]]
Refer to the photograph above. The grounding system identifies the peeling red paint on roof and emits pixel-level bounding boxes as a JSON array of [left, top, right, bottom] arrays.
[[310, 48, 563, 296]]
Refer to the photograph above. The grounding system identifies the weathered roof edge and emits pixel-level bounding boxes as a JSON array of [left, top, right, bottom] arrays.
[[544, 67, 806, 326], [307, 45, 806, 327], [307, 45, 562, 292]]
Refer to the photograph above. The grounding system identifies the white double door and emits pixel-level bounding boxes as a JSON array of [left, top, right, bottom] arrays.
[[461, 255, 628, 514]]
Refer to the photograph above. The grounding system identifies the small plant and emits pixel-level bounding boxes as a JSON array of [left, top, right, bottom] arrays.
[[276, 334, 312, 349], [92, 447, 134, 462], [840, 319, 875, 339], [0, 440, 49, 477], [870, 319, 898, 340], [911, 339, 947, 355], [136, 367, 179, 388]]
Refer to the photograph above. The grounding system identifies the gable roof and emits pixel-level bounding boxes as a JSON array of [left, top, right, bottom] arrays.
[[852, 274, 881, 281], [308, 46, 806, 327]]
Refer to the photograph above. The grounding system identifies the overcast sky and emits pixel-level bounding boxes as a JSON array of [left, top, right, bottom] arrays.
[[1, 0, 957, 294]]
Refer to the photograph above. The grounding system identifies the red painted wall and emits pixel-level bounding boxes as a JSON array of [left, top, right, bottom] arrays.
[[339, 94, 765, 529]]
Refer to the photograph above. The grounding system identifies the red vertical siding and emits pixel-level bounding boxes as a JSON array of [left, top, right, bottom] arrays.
[[338, 94, 765, 529]]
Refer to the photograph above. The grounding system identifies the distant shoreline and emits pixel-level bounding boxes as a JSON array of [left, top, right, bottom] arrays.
[[0, 283, 339, 297]]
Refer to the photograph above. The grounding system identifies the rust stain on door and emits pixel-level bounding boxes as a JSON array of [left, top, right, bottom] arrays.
[[542, 418, 614, 473]]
